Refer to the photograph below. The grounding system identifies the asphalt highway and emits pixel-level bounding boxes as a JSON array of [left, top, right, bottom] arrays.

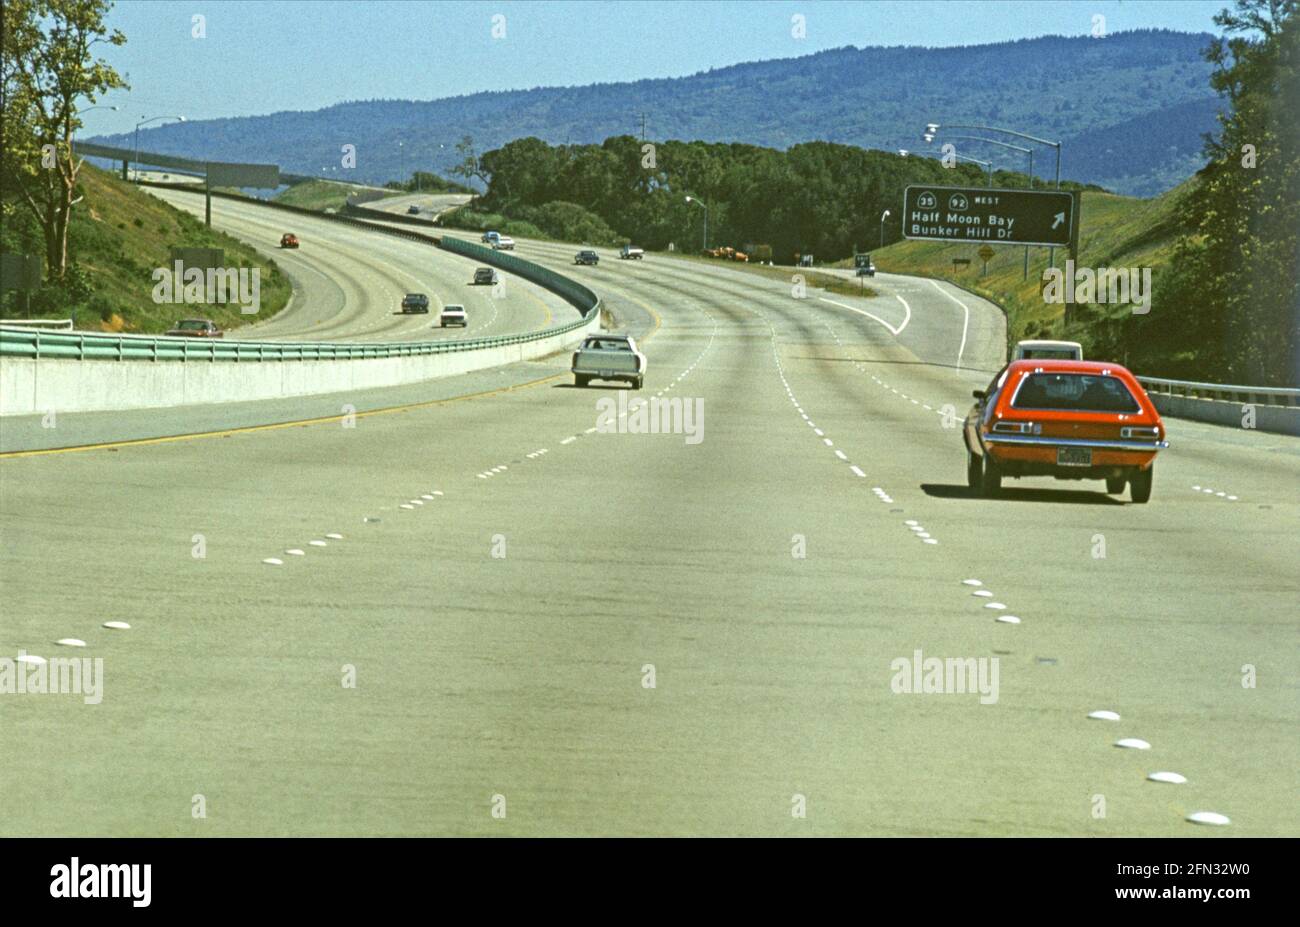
[[146, 186, 568, 343], [1, 213, 1296, 837]]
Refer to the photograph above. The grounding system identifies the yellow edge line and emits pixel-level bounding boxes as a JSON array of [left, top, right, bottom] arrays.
[[0, 371, 565, 460]]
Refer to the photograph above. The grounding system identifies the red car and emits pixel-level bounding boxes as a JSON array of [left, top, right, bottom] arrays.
[[280, 233, 299, 248], [963, 359, 1167, 503]]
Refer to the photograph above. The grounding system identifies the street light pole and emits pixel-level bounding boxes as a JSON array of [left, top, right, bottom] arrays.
[[880, 209, 890, 250], [133, 115, 184, 182], [926, 121, 1063, 268], [943, 134, 1036, 280], [685, 196, 708, 251]]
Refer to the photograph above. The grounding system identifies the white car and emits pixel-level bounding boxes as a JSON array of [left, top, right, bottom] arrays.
[[1014, 339, 1083, 361], [492, 236, 516, 251], [571, 334, 646, 389], [439, 304, 468, 328], [619, 245, 644, 260]]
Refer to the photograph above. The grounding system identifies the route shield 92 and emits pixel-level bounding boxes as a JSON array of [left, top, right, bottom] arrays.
[[903, 185, 1076, 248]]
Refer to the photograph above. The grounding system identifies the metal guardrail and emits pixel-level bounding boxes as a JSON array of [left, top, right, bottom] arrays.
[[0, 318, 73, 330], [1, 186, 599, 362], [1136, 376, 1299, 408], [0, 319, 591, 361]]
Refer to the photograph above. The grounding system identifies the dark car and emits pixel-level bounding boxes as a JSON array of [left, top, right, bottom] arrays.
[[400, 293, 430, 314], [280, 233, 299, 249], [473, 268, 498, 285], [166, 319, 223, 338], [406, 205, 421, 215], [574, 250, 599, 266]]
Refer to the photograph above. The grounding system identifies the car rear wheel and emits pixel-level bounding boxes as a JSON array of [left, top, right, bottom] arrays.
[[1130, 465, 1153, 504], [574, 375, 589, 388], [632, 377, 643, 390], [1106, 476, 1126, 494], [966, 451, 982, 491], [979, 455, 1002, 496]]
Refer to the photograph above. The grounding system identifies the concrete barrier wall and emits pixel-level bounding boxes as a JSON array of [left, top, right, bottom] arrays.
[[1150, 393, 1300, 437], [0, 317, 596, 416]]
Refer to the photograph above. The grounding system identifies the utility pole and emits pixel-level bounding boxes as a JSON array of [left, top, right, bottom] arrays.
[[639, 113, 647, 141]]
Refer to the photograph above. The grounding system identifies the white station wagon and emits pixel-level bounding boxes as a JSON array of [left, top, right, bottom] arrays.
[[1014, 339, 1083, 361]]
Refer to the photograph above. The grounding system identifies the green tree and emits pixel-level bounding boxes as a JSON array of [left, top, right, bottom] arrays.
[[1, 0, 128, 282], [1177, 0, 1297, 384]]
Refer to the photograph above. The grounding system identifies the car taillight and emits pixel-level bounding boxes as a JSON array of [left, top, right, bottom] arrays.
[[1120, 425, 1160, 439], [992, 420, 1041, 434]]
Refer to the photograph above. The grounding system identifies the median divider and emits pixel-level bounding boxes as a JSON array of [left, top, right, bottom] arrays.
[[0, 188, 600, 416]]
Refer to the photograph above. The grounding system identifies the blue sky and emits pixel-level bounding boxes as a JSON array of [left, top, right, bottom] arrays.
[[83, 0, 1228, 135]]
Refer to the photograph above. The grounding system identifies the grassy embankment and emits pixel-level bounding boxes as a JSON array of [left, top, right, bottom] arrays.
[[2, 164, 292, 333], [856, 179, 1197, 353]]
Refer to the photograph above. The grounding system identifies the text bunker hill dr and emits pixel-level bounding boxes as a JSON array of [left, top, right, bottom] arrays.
[[902, 185, 1076, 248]]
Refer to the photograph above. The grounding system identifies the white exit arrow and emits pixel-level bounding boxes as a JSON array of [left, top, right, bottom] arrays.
[[1052, 212, 1065, 229]]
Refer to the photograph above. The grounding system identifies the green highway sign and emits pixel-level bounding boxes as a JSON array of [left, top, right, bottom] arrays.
[[902, 184, 1076, 248]]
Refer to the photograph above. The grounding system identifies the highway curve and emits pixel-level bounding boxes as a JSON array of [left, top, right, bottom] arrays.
[[1, 232, 1296, 837], [145, 186, 568, 343]]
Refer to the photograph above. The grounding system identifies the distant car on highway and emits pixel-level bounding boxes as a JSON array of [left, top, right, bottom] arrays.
[[572, 334, 645, 389], [964, 359, 1167, 503], [279, 233, 299, 249], [473, 268, 499, 285], [400, 293, 430, 314], [406, 205, 421, 215], [619, 245, 644, 260], [481, 231, 501, 245], [574, 250, 599, 266], [439, 304, 468, 328], [492, 236, 515, 251], [1014, 339, 1083, 361], [166, 319, 224, 338]]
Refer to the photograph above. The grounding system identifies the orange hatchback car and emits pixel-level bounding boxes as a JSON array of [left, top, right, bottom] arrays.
[[963, 359, 1168, 503]]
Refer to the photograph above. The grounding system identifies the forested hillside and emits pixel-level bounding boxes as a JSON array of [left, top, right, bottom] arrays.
[[97, 30, 1218, 196]]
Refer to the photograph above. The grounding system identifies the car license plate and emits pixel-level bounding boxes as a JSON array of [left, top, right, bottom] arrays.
[[1057, 446, 1092, 467]]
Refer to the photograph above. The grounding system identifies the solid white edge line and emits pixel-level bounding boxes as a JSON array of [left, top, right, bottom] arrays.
[[925, 279, 971, 371], [818, 295, 909, 337]]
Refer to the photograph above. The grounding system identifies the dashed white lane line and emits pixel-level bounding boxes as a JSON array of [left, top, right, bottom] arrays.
[[560, 436, 577, 445], [835, 450, 847, 460], [850, 466, 866, 477], [1191, 484, 1239, 501]]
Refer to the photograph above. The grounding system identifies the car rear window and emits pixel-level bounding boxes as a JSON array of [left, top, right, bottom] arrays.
[[1011, 373, 1140, 413]]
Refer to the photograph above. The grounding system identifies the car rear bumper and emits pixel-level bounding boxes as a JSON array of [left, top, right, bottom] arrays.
[[985, 434, 1168, 452], [984, 433, 1164, 473]]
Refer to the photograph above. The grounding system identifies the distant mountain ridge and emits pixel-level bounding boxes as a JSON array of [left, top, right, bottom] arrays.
[[97, 29, 1221, 196]]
